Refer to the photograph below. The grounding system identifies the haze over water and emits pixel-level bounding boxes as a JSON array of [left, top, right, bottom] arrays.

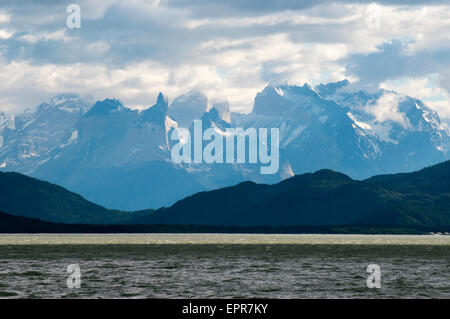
[[0, 234, 449, 298]]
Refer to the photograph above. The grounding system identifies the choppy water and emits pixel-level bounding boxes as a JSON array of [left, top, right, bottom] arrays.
[[0, 234, 449, 298]]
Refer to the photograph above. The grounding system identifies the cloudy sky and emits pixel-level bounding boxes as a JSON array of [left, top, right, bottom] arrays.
[[0, 0, 449, 120]]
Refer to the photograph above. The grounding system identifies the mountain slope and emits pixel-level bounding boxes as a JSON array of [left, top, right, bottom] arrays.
[[132, 161, 450, 227], [0, 171, 148, 224], [32, 95, 205, 210], [0, 94, 92, 174]]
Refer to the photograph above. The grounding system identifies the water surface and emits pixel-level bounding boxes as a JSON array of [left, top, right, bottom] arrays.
[[0, 234, 448, 298]]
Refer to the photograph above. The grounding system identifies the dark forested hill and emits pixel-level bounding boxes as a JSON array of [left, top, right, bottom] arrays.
[[132, 163, 450, 227], [0, 171, 151, 224], [1, 161, 450, 228]]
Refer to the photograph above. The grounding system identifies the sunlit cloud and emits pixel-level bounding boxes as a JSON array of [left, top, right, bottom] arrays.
[[0, 0, 448, 121]]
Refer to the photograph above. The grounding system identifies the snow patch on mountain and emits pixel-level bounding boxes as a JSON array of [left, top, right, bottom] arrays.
[[60, 130, 78, 148], [347, 112, 371, 130]]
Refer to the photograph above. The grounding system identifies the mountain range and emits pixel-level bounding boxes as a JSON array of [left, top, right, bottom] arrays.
[[1, 80, 449, 210], [0, 160, 449, 227]]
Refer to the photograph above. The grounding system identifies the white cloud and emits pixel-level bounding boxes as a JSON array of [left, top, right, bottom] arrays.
[[0, 0, 449, 121], [18, 29, 70, 43], [0, 59, 258, 114], [0, 10, 10, 24], [367, 92, 410, 128], [0, 29, 12, 39], [381, 76, 450, 122]]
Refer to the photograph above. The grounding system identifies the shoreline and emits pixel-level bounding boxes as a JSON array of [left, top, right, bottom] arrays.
[[1, 233, 450, 245]]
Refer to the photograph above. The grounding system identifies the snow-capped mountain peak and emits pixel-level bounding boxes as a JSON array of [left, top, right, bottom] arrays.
[[0, 94, 93, 173], [168, 90, 208, 127], [47, 93, 93, 108], [85, 98, 125, 117], [252, 86, 295, 116]]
